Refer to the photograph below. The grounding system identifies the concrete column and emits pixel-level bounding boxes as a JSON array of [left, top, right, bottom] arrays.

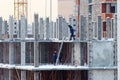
[[2, 21, 8, 37], [88, 14, 93, 40], [9, 16, 14, 80], [117, 0, 120, 79], [106, 17, 111, 39], [56, 19, 59, 39], [62, 18, 68, 39], [70, 16, 78, 39], [2, 21, 5, 35], [111, 18, 114, 38], [0, 17, 2, 39], [34, 14, 39, 80], [32, 22, 34, 37], [39, 18, 44, 39], [114, 15, 117, 80], [114, 14, 117, 41], [53, 22, 56, 38], [81, 43, 87, 65], [9, 16, 14, 40], [21, 42, 26, 80], [17, 20, 21, 38], [20, 15, 26, 80], [50, 21, 53, 38], [9, 42, 14, 80], [58, 16, 63, 40], [94, 22, 97, 39], [34, 72, 39, 80], [21, 15, 26, 39], [73, 43, 81, 66], [46, 17, 50, 40], [92, 21, 97, 39], [80, 15, 87, 40], [9, 70, 13, 80], [98, 16, 102, 40]]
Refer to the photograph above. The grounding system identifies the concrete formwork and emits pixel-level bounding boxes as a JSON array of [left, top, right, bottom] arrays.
[[91, 41, 114, 67], [89, 70, 115, 80]]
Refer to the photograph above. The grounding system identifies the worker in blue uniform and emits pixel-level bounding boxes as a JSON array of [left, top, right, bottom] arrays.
[[68, 25, 76, 40], [52, 51, 57, 64]]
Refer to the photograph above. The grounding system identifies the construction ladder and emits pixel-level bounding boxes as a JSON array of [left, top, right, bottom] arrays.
[[55, 37, 65, 65]]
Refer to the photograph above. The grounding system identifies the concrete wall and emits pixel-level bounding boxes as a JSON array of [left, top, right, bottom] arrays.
[[91, 41, 114, 67], [89, 70, 114, 80]]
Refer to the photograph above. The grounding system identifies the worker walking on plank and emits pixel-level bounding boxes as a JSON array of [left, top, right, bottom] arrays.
[[68, 25, 76, 40]]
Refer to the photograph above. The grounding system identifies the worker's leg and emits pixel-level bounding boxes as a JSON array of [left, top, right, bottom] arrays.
[[70, 34, 72, 40], [71, 33, 75, 40], [73, 35, 75, 40]]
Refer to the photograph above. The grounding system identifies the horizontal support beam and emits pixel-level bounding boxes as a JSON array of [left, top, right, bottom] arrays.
[[0, 38, 115, 43], [0, 63, 117, 71]]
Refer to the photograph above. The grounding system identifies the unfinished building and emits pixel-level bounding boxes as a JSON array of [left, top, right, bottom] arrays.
[[0, 8, 118, 80], [0, 0, 118, 80]]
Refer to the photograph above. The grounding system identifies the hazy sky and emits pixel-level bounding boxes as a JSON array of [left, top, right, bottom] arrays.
[[0, 0, 58, 23]]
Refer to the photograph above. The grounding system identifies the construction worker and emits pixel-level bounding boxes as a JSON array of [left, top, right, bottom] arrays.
[[52, 51, 57, 64], [68, 25, 76, 40]]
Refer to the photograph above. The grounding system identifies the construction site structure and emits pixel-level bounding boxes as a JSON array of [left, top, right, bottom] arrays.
[[14, 0, 28, 20], [0, 12, 118, 80], [88, 0, 117, 38], [58, 0, 88, 37], [0, 0, 118, 79]]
